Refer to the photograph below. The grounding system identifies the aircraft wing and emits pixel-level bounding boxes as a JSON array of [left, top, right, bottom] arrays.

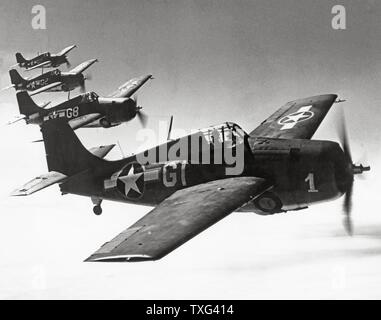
[[85, 177, 271, 262], [11, 171, 67, 196], [249, 94, 338, 139], [108, 75, 153, 98], [57, 44, 77, 56], [25, 60, 52, 71], [69, 59, 98, 74], [69, 113, 103, 130], [30, 82, 62, 96]]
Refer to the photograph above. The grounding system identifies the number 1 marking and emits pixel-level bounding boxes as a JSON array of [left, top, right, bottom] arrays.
[[305, 173, 318, 193]]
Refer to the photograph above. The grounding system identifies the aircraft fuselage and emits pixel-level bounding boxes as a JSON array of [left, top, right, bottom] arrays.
[[59, 123, 351, 215]]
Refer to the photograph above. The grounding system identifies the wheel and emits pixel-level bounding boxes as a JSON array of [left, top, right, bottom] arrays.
[[100, 118, 111, 128], [93, 205, 102, 215], [253, 192, 283, 215]]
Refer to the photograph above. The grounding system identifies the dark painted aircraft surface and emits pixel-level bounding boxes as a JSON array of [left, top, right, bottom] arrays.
[[12, 94, 370, 262], [7, 59, 97, 96], [12, 74, 153, 128], [12, 45, 77, 71]]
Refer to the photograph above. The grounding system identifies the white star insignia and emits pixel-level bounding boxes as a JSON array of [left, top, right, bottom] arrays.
[[118, 166, 143, 196]]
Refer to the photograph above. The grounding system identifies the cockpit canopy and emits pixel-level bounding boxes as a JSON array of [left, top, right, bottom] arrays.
[[82, 91, 99, 103], [47, 69, 60, 77], [197, 122, 246, 146]]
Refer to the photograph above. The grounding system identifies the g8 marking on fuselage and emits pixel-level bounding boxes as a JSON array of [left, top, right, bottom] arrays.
[[44, 106, 79, 122], [65, 106, 79, 118]]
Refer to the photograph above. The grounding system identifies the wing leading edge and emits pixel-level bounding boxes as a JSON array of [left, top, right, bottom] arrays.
[[85, 177, 272, 262], [249, 94, 338, 139]]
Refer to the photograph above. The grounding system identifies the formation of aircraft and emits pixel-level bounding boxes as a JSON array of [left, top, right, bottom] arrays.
[[5, 45, 153, 128], [11, 92, 370, 262], [12, 45, 77, 71], [11, 74, 152, 129], [7, 59, 98, 96]]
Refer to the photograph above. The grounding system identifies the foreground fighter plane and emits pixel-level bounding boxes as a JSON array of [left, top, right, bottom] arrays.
[[12, 45, 77, 71], [6, 59, 97, 96], [10, 74, 153, 128], [11, 94, 370, 262]]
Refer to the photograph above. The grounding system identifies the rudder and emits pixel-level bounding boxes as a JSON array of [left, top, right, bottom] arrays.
[[9, 69, 27, 86], [16, 91, 44, 116], [15, 53, 27, 64], [41, 118, 107, 176]]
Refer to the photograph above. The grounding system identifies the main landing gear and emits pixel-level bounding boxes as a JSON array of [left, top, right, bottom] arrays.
[[91, 197, 103, 215]]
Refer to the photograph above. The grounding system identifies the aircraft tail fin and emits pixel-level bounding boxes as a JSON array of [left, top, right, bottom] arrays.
[[41, 118, 107, 176], [9, 69, 27, 86], [15, 52, 27, 64], [16, 91, 46, 116]]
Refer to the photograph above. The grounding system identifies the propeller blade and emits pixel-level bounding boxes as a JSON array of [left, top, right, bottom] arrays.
[[79, 81, 86, 93], [66, 61, 71, 69], [343, 179, 353, 236], [337, 109, 353, 164], [137, 110, 148, 127]]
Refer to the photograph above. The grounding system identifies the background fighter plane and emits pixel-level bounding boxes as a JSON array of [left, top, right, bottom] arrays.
[[11, 94, 370, 262], [11, 74, 153, 128], [12, 45, 77, 71], [6, 59, 98, 96]]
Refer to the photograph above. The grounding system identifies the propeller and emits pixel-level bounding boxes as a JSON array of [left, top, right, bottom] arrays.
[[337, 109, 370, 235], [132, 95, 148, 127], [66, 61, 71, 69], [79, 74, 92, 93], [79, 81, 86, 93]]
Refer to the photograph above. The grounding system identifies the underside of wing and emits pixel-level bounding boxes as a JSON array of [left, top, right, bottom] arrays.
[[108, 75, 153, 98], [85, 177, 271, 262], [11, 171, 67, 196], [69, 59, 98, 74], [249, 94, 338, 139], [30, 82, 62, 96], [69, 113, 103, 130], [57, 44, 76, 56], [25, 61, 51, 71]]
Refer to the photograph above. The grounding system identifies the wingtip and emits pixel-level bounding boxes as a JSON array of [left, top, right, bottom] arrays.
[[10, 189, 27, 197], [84, 254, 154, 262]]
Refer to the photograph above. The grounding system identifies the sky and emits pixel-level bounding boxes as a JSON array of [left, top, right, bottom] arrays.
[[0, 0, 380, 299]]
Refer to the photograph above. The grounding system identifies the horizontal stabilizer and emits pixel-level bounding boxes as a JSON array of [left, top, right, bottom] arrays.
[[11, 171, 67, 196], [6, 115, 26, 125], [1, 84, 15, 91]]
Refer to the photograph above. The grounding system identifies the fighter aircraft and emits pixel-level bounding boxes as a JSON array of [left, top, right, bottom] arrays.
[[6, 59, 98, 97], [11, 94, 370, 262], [12, 45, 77, 71], [11, 74, 153, 128]]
